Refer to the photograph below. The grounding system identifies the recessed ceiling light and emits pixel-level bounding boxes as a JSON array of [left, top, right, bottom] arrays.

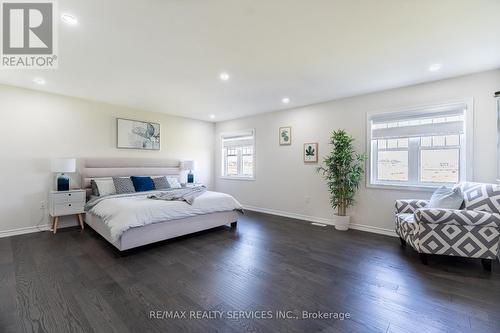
[[61, 13, 78, 25], [219, 72, 230, 81], [428, 63, 442, 72], [33, 78, 46, 85], [282, 97, 290, 104], [210, 114, 215, 119]]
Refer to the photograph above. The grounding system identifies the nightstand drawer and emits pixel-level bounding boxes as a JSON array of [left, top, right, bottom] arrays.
[[52, 191, 85, 204], [53, 203, 84, 216]]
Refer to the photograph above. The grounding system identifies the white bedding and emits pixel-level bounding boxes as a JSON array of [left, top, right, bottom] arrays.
[[87, 191, 242, 241]]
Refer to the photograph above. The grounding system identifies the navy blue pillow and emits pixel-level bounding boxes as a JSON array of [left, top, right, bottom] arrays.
[[130, 176, 155, 192]]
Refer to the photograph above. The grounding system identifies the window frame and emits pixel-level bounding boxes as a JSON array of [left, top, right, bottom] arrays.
[[366, 99, 474, 191], [220, 129, 256, 181]]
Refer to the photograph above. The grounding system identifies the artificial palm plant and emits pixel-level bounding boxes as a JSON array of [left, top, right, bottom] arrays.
[[317, 129, 366, 217]]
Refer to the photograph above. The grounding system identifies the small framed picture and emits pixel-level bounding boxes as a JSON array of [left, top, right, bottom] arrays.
[[303, 143, 318, 163], [279, 127, 292, 145]]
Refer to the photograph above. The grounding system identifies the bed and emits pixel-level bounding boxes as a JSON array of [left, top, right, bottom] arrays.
[[81, 158, 242, 251]]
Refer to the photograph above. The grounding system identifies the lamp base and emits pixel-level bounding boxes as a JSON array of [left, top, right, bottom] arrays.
[[57, 174, 70, 191], [187, 171, 194, 184]]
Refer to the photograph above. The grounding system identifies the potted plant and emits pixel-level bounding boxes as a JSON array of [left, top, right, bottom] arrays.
[[317, 130, 366, 231]]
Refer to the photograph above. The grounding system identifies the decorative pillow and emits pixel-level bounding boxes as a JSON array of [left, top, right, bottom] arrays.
[[428, 186, 463, 209], [113, 177, 135, 194], [166, 177, 181, 189], [90, 179, 99, 197], [153, 176, 169, 190], [93, 178, 116, 196], [131, 176, 155, 192], [90, 180, 100, 196]]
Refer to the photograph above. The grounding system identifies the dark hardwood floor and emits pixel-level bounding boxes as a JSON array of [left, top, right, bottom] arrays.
[[1, 211, 499, 333]]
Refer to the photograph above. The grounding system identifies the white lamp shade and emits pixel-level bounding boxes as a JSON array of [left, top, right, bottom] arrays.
[[182, 160, 195, 170], [51, 158, 76, 173]]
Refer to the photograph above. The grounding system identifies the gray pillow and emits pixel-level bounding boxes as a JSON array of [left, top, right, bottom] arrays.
[[428, 186, 463, 209], [153, 176, 169, 190], [90, 180, 100, 196], [113, 177, 135, 194]]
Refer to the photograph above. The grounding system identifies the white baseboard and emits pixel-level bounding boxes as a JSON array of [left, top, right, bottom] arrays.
[[348, 222, 398, 237], [0, 224, 51, 238], [0, 220, 79, 238], [242, 204, 397, 237], [1, 207, 397, 240]]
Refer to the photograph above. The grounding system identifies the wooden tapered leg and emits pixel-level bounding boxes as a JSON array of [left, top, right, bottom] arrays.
[[77, 214, 84, 231], [481, 259, 492, 272], [53, 217, 59, 234]]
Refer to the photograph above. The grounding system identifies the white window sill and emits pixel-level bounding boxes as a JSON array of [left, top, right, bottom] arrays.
[[366, 182, 449, 192], [220, 176, 255, 181]]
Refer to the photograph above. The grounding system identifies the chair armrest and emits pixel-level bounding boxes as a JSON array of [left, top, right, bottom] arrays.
[[395, 199, 429, 214], [415, 208, 500, 227]]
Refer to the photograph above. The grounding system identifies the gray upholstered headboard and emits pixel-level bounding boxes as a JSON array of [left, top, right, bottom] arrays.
[[81, 158, 181, 198]]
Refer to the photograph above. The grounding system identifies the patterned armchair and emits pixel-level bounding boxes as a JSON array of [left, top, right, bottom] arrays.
[[395, 182, 500, 271]]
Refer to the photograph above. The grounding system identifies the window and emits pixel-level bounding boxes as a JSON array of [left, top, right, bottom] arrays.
[[221, 129, 255, 179], [368, 102, 472, 188]]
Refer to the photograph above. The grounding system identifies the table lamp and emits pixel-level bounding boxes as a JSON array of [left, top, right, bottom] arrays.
[[51, 158, 76, 191], [182, 160, 196, 184]]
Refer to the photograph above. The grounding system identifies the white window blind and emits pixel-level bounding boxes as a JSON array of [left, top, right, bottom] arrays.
[[368, 102, 471, 188], [221, 130, 254, 148], [371, 105, 465, 139]]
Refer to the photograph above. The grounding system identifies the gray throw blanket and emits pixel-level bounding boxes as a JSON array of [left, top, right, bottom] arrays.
[[147, 185, 207, 205]]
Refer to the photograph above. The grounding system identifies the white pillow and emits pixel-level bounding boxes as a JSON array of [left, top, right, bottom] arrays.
[[166, 177, 181, 189], [94, 178, 116, 196], [428, 186, 463, 209]]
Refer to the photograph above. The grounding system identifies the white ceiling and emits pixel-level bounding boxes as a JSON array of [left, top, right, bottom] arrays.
[[1, 0, 500, 122]]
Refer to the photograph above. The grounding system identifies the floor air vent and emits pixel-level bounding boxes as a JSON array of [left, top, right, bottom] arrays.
[[311, 222, 327, 227]]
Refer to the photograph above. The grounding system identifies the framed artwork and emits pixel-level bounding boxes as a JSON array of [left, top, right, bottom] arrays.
[[117, 118, 160, 150], [303, 143, 318, 163], [279, 127, 292, 145]]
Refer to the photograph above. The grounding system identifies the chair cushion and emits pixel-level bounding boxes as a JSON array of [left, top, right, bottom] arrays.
[[428, 186, 463, 209], [455, 182, 500, 214], [415, 208, 500, 227]]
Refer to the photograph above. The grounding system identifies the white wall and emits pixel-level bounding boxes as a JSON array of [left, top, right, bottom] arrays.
[[215, 69, 500, 235], [0, 85, 215, 235]]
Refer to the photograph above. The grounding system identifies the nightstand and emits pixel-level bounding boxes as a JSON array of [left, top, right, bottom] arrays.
[[49, 189, 86, 234], [184, 183, 203, 188]]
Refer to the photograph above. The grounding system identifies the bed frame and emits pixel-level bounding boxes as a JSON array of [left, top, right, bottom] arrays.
[[81, 158, 239, 251]]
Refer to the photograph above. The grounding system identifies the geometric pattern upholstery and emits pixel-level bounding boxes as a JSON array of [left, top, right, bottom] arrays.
[[395, 214, 418, 249], [455, 182, 500, 214], [415, 208, 500, 227], [395, 199, 428, 214], [395, 188, 500, 260], [418, 224, 499, 258]]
